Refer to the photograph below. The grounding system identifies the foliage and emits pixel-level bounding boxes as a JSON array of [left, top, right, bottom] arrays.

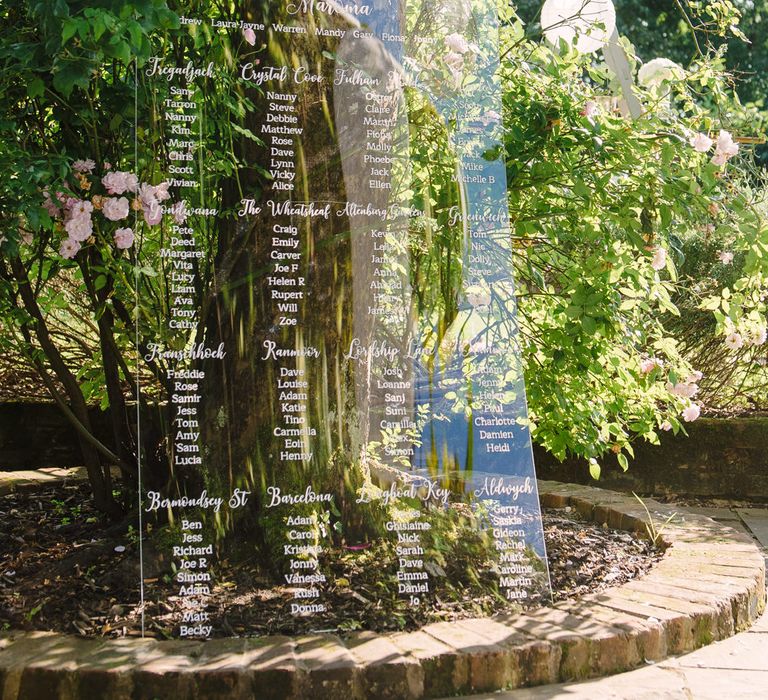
[[0, 0, 766, 513]]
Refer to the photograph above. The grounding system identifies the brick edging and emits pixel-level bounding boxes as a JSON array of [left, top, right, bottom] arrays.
[[0, 482, 764, 699]]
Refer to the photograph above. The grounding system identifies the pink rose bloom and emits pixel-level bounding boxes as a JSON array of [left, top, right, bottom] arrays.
[[243, 27, 256, 46], [750, 326, 768, 346], [719, 251, 734, 265], [716, 130, 739, 158], [444, 51, 464, 71], [71, 200, 93, 217], [640, 357, 662, 374], [114, 227, 134, 250], [64, 215, 93, 241], [123, 173, 139, 193], [651, 247, 667, 271], [43, 194, 60, 218], [72, 159, 96, 173], [153, 181, 171, 202], [143, 202, 163, 225], [59, 238, 81, 259], [682, 404, 701, 422], [102, 196, 130, 221], [669, 382, 698, 398], [102, 171, 136, 195], [711, 151, 729, 167], [725, 332, 744, 351], [137, 183, 156, 208], [172, 200, 188, 224], [660, 420, 673, 431], [689, 132, 713, 153], [445, 32, 470, 54], [581, 101, 599, 118]]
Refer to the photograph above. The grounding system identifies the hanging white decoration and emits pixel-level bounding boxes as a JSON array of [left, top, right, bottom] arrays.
[[541, 0, 617, 54]]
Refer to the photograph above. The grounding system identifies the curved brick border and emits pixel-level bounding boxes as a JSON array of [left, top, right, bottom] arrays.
[[0, 481, 764, 700]]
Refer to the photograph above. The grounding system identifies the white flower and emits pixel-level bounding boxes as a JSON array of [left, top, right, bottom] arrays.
[[59, 237, 81, 259], [64, 214, 93, 242], [445, 32, 470, 54], [651, 247, 667, 271], [690, 132, 713, 153], [114, 227, 134, 250], [243, 27, 256, 46], [638, 58, 684, 89], [660, 420, 673, 431], [725, 332, 744, 351], [682, 403, 701, 422], [719, 251, 734, 265], [102, 196, 130, 221]]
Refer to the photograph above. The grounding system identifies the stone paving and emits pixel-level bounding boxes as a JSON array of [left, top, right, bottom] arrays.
[[453, 504, 768, 700]]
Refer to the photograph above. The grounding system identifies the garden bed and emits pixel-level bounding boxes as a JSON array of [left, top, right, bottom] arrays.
[[0, 481, 660, 638]]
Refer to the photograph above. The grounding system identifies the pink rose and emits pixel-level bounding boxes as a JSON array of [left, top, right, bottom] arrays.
[[143, 202, 163, 225], [114, 227, 134, 250], [172, 200, 188, 224], [444, 51, 464, 71], [719, 251, 734, 265], [153, 181, 171, 202], [102, 196, 130, 221], [640, 357, 663, 374], [59, 238, 81, 259], [243, 27, 256, 46], [581, 101, 599, 118], [750, 326, 767, 346], [64, 214, 93, 242], [682, 404, 701, 422], [43, 193, 60, 218], [71, 200, 93, 218], [445, 32, 470, 54], [689, 133, 713, 153], [651, 247, 667, 271], [711, 130, 739, 166], [102, 171, 137, 195], [72, 159, 96, 173], [725, 332, 744, 351], [660, 420, 673, 431]]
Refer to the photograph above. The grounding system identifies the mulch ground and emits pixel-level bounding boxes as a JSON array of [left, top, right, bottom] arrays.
[[0, 482, 661, 638]]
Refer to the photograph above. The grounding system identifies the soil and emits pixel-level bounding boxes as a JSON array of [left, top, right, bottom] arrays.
[[0, 481, 661, 639]]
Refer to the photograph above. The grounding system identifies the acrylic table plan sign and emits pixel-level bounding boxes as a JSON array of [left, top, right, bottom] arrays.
[[134, 0, 551, 639]]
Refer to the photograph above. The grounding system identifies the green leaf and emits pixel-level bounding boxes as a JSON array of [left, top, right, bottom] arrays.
[[27, 78, 44, 98], [589, 459, 601, 480]]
